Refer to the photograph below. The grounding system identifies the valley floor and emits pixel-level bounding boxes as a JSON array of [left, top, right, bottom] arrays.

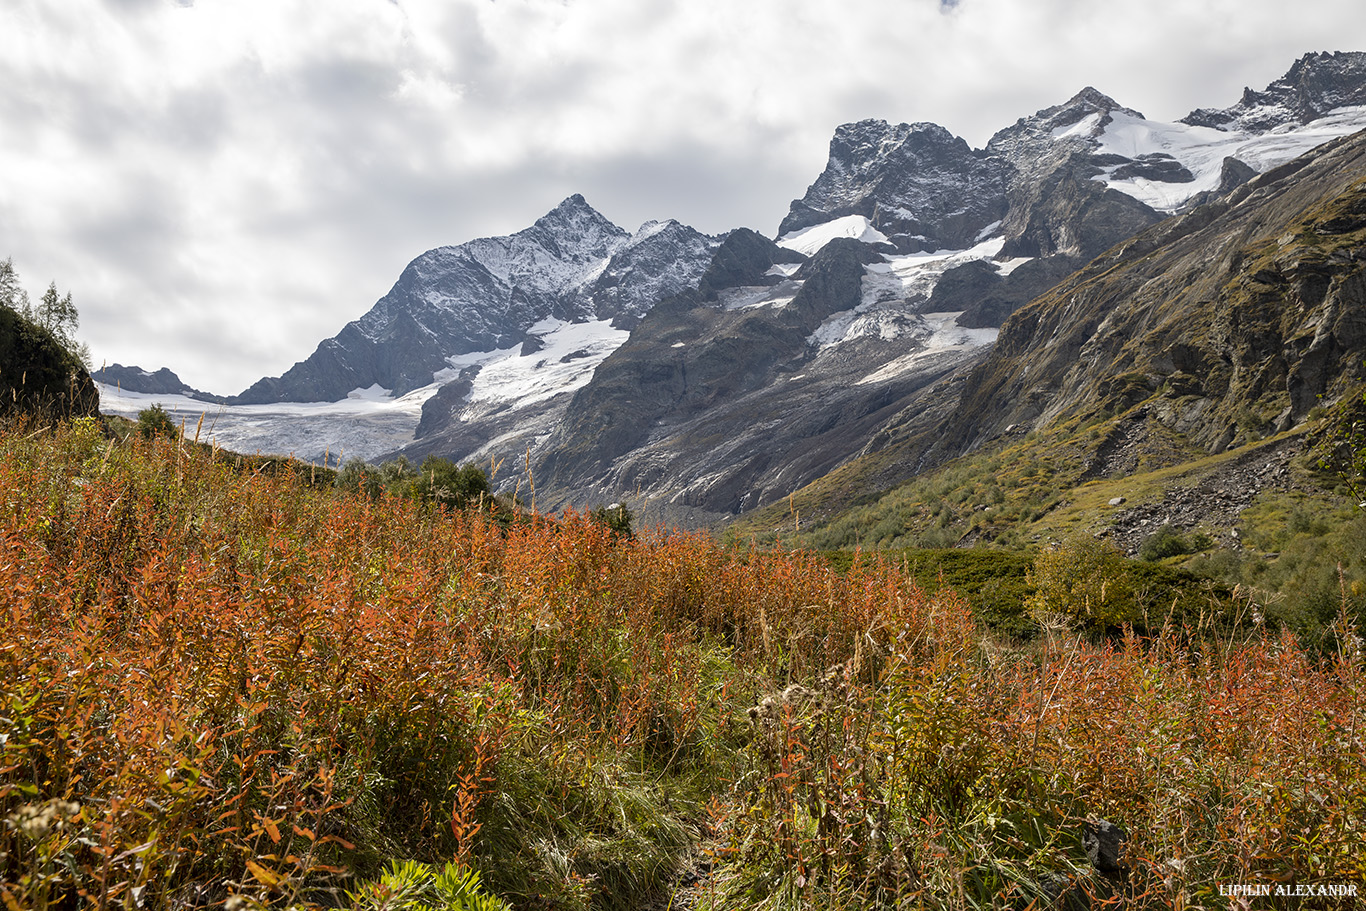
[[3, 419, 1364, 910]]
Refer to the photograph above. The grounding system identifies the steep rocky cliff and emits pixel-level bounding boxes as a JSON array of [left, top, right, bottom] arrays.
[[948, 129, 1366, 456], [1182, 50, 1366, 133], [778, 120, 1012, 253]]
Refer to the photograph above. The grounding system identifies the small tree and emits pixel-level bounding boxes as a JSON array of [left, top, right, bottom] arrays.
[[1027, 538, 1140, 631], [137, 404, 179, 440], [589, 502, 634, 540], [0, 260, 90, 366], [409, 455, 489, 510], [0, 257, 30, 318]]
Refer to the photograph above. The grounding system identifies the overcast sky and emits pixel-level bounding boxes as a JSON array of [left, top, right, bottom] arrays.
[[3, 0, 1365, 394]]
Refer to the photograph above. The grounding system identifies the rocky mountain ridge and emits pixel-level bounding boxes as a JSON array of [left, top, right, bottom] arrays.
[[742, 125, 1366, 547], [1182, 50, 1366, 133], [92, 364, 221, 402], [234, 195, 720, 405], [102, 51, 1366, 531], [777, 120, 1011, 253]]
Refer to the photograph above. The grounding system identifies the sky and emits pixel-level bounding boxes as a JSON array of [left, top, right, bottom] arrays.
[[3, 0, 1366, 395]]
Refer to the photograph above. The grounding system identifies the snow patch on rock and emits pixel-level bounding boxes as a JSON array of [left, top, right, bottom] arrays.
[[1097, 107, 1366, 212], [777, 215, 890, 257], [464, 318, 629, 412], [856, 313, 999, 385]]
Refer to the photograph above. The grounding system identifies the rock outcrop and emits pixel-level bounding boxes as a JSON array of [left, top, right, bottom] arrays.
[[1181, 50, 1366, 132], [778, 120, 1012, 253]]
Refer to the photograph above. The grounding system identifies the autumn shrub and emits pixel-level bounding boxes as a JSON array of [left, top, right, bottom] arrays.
[[700, 618, 1366, 910], [1028, 537, 1235, 636], [3, 419, 1364, 910], [136, 403, 179, 440], [0, 420, 943, 909]]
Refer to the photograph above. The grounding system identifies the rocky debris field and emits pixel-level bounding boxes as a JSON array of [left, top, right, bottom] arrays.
[[1102, 438, 1301, 554]]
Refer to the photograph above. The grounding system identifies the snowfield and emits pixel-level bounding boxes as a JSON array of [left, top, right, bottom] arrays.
[[860, 235, 1030, 308], [778, 215, 891, 256], [1097, 106, 1366, 212], [462, 318, 629, 413], [98, 383, 436, 465], [98, 318, 635, 464]]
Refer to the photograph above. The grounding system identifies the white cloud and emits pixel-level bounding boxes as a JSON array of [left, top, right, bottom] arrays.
[[0, 0, 1364, 393]]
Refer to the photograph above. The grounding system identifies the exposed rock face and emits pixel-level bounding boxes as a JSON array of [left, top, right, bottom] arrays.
[[235, 196, 719, 403], [412, 368, 478, 440], [986, 86, 1143, 181], [587, 219, 724, 328], [778, 120, 1012, 253], [1181, 50, 1366, 132], [1218, 157, 1258, 193], [532, 236, 987, 524], [698, 228, 805, 300], [949, 128, 1366, 456], [986, 88, 1164, 258], [787, 238, 888, 331], [998, 167, 1162, 260], [91, 364, 224, 402], [925, 260, 1002, 313], [0, 307, 99, 418], [935, 255, 1081, 329]]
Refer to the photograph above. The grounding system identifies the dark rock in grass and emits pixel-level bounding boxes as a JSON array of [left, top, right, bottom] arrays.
[[1083, 818, 1128, 878], [1038, 871, 1090, 910]]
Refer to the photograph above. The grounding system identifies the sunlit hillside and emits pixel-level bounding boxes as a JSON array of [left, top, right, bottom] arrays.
[[3, 419, 1364, 909]]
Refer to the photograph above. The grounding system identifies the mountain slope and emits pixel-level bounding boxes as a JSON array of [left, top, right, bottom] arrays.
[[235, 196, 719, 404], [104, 51, 1366, 507], [951, 128, 1366, 454], [740, 125, 1366, 548]]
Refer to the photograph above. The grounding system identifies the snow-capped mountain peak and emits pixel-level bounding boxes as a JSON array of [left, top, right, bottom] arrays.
[[527, 194, 630, 252], [233, 197, 718, 405], [778, 118, 1011, 254], [1181, 50, 1366, 133], [984, 86, 1141, 174]]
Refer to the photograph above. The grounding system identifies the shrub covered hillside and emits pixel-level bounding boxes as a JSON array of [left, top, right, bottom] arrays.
[[3, 419, 1365, 909]]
